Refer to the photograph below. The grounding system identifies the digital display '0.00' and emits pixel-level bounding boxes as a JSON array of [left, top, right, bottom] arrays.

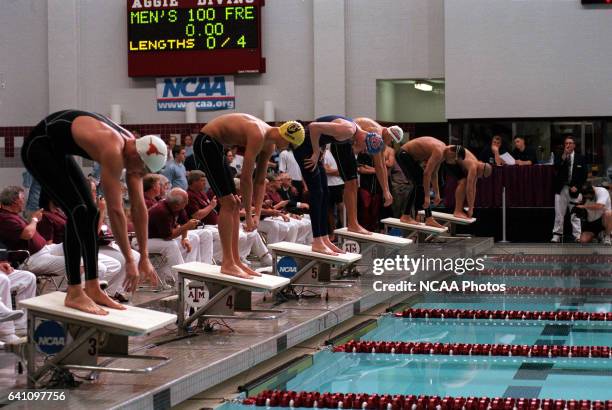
[[128, 6, 258, 52], [127, 0, 265, 77]]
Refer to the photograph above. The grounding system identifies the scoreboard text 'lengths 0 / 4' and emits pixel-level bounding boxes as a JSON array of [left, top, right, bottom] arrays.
[[127, 0, 265, 77]]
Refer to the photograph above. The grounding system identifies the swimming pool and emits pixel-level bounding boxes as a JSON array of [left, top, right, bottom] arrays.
[[362, 316, 612, 347], [220, 253, 611, 408], [279, 351, 612, 401], [410, 295, 611, 313]]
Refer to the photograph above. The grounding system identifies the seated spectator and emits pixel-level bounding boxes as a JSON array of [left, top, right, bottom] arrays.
[[163, 145, 188, 190], [143, 174, 161, 209], [234, 178, 289, 244], [225, 149, 238, 179], [230, 146, 244, 176], [258, 179, 293, 244], [186, 171, 271, 266], [512, 136, 538, 165], [0, 259, 36, 344], [266, 175, 311, 244], [278, 172, 309, 215], [278, 148, 305, 199], [479, 135, 508, 166], [37, 190, 124, 301], [146, 188, 199, 284], [576, 182, 612, 245], [0, 186, 67, 278], [158, 174, 171, 199]]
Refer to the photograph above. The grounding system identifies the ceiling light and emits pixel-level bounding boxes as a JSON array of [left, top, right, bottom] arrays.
[[414, 82, 433, 92]]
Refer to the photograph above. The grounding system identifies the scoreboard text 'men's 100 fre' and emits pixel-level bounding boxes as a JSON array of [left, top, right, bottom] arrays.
[[127, 0, 265, 77]]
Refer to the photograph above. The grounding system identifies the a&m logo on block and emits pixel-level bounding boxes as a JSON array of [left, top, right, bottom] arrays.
[[341, 240, 360, 254], [184, 280, 210, 309], [34, 320, 66, 355], [277, 256, 298, 278]]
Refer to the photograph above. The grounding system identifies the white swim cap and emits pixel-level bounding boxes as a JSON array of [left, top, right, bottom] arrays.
[[387, 125, 404, 143], [135, 135, 167, 173]]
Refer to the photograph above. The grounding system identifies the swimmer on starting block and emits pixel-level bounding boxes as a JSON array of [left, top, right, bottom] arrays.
[[21, 110, 167, 315], [327, 117, 404, 234], [293, 115, 384, 255], [396, 136, 465, 228], [447, 148, 492, 219], [194, 113, 305, 279]]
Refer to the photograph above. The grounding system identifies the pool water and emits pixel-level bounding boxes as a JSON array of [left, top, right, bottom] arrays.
[[219, 254, 611, 408], [411, 296, 611, 313], [462, 275, 612, 290], [362, 316, 612, 347], [283, 351, 612, 401]]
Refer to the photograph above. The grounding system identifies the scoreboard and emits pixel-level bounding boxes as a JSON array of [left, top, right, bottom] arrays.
[[127, 0, 265, 77]]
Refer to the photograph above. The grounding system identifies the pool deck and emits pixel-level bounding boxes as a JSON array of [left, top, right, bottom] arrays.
[[0, 238, 493, 410]]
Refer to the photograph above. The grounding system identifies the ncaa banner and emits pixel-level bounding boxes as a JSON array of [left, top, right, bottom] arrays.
[[156, 75, 235, 111]]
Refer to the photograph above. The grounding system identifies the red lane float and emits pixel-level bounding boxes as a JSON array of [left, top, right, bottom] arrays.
[[489, 255, 612, 263], [495, 287, 612, 296], [244, 390, 612, 409], [476, 268, 607, 278], [332, 340, 611, 359], [395, 308, 612, 322]]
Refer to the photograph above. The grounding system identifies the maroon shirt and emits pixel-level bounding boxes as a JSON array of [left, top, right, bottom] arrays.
[[265, 190, 284, 206], [38, 209, 68, 244], [148, 200, 188, 240], [186, 188, 218, 225], [144, 196, 158, 209], [0, 208, 46, 254]]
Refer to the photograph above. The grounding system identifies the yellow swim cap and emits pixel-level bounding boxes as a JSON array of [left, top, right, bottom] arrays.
[[278, 121, 305, 147]]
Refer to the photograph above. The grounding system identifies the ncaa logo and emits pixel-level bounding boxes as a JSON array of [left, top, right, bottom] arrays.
[[342, 240, 360, 254], [277, 256, 298, 278], [34, 320, 66, 355]]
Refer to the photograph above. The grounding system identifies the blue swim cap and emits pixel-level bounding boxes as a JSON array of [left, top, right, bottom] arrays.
[[365, 132, 384, 155]]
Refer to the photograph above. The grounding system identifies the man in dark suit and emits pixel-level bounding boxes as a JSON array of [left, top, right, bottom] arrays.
[[512, 136, 538, 165], [551, 135, 587, 242]]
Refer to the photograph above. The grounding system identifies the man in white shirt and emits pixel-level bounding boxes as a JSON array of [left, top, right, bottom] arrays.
[[278, 148, 305, 198], [576, 182, 612, 245]]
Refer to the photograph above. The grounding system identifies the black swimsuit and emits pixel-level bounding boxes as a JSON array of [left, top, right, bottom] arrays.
[[291, 115, 355, 238], [22, 110, 131, 286]]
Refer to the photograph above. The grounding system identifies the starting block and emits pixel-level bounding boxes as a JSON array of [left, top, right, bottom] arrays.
[[418, 210, 476, 235], [334, 228, 413, 274], [172, 262, 289, 335], [18, 291, 176, 388], [381, 218, 448, 243], [267, 242, 361, 300]]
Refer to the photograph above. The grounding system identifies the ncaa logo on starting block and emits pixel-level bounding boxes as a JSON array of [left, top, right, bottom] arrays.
[[277, 256, 298, 278], [342, 240, 360, 254], [34, 320, 66, 355]]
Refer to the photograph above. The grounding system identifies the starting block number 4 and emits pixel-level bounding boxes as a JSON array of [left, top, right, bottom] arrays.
[[342, 240, 360, 254]]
